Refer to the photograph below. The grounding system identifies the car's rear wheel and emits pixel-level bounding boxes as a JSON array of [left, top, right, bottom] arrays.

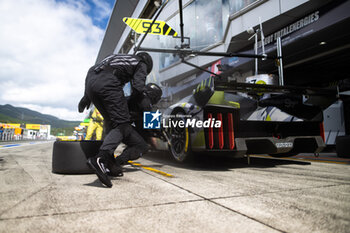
[[168, 109, 193, 162]]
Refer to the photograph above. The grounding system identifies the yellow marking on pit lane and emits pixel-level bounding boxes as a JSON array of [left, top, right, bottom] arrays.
[[250, 155, 350, 165], [128, 161, 174, 177], [184, 128, 189, 153]]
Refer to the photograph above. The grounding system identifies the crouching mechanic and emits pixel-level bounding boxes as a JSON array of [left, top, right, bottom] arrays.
[[103, 83, 162, 177], [78, 52, 153, 188], [127, 83, 163, 149]]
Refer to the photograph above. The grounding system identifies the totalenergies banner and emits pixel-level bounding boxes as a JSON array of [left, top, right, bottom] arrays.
[[26, 124, 41, 130]]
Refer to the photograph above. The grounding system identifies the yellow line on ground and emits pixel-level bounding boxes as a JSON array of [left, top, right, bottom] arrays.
[[128, 161, 174, 178], [184, 128, 189, 153], [250, 155, 349, 165]]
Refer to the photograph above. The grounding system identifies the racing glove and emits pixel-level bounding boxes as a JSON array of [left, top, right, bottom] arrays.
[[139, 93, 152, 111], [78, 95, 91, 113]]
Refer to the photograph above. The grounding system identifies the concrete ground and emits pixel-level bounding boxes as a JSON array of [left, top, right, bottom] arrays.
[[0, 141, 349, 232]]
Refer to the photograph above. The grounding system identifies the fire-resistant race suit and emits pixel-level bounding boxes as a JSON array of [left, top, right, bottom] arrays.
[[78, 52, 153, 187]]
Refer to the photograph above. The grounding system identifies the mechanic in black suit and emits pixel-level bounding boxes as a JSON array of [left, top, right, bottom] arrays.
[[79, 52, 154, 188]]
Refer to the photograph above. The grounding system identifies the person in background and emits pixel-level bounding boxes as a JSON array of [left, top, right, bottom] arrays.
[[85, 107, 104, 140], [0, 126, 3, 140]]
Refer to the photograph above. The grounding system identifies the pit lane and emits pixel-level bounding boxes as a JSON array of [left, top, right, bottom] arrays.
[[0, 142, 349, 232]]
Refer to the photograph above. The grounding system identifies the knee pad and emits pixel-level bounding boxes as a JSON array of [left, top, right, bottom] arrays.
[[128, 144, 148, 160], [139, 142, 149, 154], [129, 151, 142, 160]]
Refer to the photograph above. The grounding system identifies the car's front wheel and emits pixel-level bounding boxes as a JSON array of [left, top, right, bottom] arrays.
[[168, 109, 193, 162]]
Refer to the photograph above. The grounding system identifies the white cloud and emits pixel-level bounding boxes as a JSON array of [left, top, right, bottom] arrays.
[[0, 0, 106, 121], [18, 103, 90, 121]]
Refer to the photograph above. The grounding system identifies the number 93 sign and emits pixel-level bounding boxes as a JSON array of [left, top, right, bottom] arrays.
[[123, 17, 178, 37]]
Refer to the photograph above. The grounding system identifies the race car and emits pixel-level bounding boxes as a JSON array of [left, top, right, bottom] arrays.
[[122, 7, 336, 163], [155, 75, 331, 162]]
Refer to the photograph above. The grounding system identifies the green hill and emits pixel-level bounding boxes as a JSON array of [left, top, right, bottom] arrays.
[[0, 104, 80, 128]]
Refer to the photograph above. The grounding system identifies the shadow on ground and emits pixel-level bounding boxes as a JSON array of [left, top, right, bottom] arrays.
[[141, 150, 311, 172], [84, 179, 107, 188]]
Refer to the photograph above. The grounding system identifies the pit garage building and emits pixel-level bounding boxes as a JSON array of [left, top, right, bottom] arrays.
[[97, 0, 350, 146]]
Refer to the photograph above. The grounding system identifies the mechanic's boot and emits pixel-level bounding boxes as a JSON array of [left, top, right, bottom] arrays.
[[105, 154, 123, 177], [87, 156, 112, 187]]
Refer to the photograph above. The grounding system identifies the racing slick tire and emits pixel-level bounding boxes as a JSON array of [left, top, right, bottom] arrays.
[[52, 140, 103, 174], [336, 135, 350, 158], [168, 108, 193, 163]]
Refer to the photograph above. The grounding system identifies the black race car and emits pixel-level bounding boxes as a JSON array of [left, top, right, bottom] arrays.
[[151, 75, 334, 162]]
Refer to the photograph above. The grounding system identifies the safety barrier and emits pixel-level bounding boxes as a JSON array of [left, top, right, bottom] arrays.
[[0, 128, 44, 141], [0, 128, 15, 141]]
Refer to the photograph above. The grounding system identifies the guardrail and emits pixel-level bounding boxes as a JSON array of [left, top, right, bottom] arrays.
[[0, 128, 14, 141]]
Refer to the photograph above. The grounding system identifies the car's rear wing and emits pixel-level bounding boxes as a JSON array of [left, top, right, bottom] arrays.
[[214, 78, 339, 121]]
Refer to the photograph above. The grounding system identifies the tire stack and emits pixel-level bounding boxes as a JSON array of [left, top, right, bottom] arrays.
[[52, 140, 103, 174]]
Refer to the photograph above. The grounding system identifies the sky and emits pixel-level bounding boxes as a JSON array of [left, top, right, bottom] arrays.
[[0, 0, 115, 121]]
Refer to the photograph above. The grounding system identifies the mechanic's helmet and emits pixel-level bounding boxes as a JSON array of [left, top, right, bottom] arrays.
[[137, 52, 153, 74], [145, 83, 162, 105]]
